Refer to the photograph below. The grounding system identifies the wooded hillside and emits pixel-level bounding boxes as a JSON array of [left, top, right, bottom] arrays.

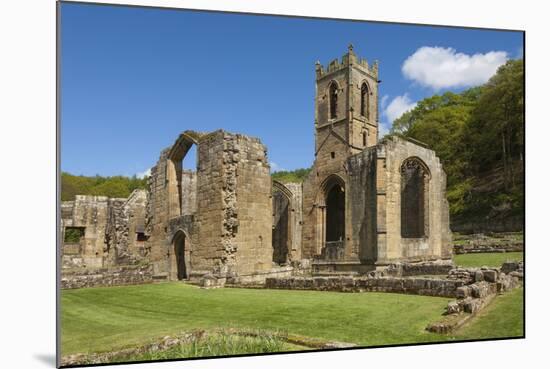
[[391, 59, 524, 229], [61, 172, 148, 201]]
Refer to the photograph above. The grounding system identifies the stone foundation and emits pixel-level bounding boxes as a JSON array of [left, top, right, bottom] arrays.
[[60, 264, 153, 289], [265, 276, 464, 297], [453, 233, 523, 254]]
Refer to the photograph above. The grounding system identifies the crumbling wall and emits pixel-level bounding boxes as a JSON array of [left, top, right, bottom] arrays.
[[61, 191, 148, 271], [145, 148, 171, 277], [126, 189, 148, 258], [191, 131, 273, 277], [104, 189, 148, 266], [347, 147, 377, 263], [60, 195, 110, 268], [272, 181, 303, 264], [181, 170, 197, 216], [230, 133, 273, 276], [61, 264, 153, 289], [376, 136, 452, 264]]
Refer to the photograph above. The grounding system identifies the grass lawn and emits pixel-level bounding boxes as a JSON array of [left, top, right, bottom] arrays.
[[451, 287, 524, 340], [453, 252, 523, 268], [61, 282, 524, 357], [61, 283, 452, 355]]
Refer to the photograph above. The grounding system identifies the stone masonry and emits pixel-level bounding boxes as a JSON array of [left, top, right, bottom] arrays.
[[60, 45, 453, 287]]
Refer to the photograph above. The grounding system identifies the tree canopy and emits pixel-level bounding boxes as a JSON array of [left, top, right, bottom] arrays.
[[391, 59, 524, 224], [61, 172, 148, 201]]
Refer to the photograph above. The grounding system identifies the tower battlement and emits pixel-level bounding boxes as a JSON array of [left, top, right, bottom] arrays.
[[315, 44, 379, 79]]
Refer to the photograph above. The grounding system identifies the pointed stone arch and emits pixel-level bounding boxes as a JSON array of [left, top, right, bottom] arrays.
[[315, 174, 346, 260], [170, 229, 191, 280], [400, 157, 431, 238]]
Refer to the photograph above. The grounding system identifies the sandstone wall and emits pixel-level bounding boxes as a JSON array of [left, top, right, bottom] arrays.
[[145, 148, 171, 277], [60, 195, 110, 268], [60, 264, 153, 289], [376, 136, 453, 264], [272, 181, 303, 263], [146, 130, 273, 280]]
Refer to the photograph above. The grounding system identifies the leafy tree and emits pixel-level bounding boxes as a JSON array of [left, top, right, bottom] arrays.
[[390, 59, 524, 224], [271, 168, 311, 183], [61, 172, 148, 201]]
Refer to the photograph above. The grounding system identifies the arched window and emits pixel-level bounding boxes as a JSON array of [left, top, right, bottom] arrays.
[[360, 83, 369, 119], [329, 82, 338, 119], [401, 158, 430, 238]]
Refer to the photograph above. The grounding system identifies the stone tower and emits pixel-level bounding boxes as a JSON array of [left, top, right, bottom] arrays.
[[301, 45, 380, 261], [314, 44, 379, 163]]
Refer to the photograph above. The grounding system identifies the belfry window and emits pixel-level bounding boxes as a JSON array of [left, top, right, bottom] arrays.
[[360, 83, 369, 119], [329, 82, 338, 119]]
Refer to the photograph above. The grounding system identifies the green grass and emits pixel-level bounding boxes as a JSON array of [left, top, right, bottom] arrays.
[[453, 252, 523, 268], [61, 283, 524, 358], [450, 287, 524, 340], [115, 331, 297, 363], [61, 283, 453, 355]]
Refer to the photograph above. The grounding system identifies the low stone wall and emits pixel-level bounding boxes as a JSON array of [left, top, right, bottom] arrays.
[[265, 276, 465, 297], [453, 233, 523, 254], [61, 264, 153, 289], [229, 266, 295, 285], [385, 260, 454, 277], [426, 263, 522, 333]]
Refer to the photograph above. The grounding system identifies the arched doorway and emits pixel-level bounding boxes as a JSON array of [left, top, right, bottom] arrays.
[[326, 184, 345, 243], [400, 157, 430, 238], [173, 231, 187, 280], [272, 188, 291, 264], [319, 175, 346, 260]]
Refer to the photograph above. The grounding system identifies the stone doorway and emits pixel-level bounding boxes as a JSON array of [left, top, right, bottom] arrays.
[[173, 231, 187, 280], [272, 190, 290, 264], [324, 182, 345, 260]]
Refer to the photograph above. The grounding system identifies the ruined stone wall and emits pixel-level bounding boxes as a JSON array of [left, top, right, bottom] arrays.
[[284, 182, 303, 262], [272, 181, 303, 264], [172, 130, 274, 278], [60, 195, 110, 268], [376, 136, 452, 264], [60, 264, 153, 289], [125, 189, 148, 258], [265, 276, 464, 297], [347, 147, 378, 263], [104, 190, 148, 266], [190, 132, 226, 274], [104, 198, 128, 266], [181, 170, 197, 216], [145, 148, 171, 277], [224, 133, 272, 276], [61, 191, 148, 270]]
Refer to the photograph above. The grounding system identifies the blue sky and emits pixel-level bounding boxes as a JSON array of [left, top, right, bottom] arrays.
[[60, 3, 523, 177]]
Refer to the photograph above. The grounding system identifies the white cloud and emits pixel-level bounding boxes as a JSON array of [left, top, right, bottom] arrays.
[[402, 46, 508, 90], [270, 162, 286, 172], [136, 168, 151, 179], [383, 94, 417, 124], [378, 122, 390, 138], [380, 94, 389, 110]]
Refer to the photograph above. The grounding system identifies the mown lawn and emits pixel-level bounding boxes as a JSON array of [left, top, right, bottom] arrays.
[[450, 287, 524, 340], [61, 283, 452, 355], [453, 252, 523, 268], [61, 282, 524, 357]]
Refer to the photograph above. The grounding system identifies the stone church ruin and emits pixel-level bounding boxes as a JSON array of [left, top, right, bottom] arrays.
[[61, 46, 455, 288]]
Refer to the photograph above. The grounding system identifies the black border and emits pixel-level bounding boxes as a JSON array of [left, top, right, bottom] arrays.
[[56, 1, 527, 368]]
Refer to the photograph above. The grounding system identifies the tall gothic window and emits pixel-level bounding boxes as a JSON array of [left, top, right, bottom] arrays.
[[401, 158, 429, 238], [360, 83, 369, 119], [329, 82, 338, 119]]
